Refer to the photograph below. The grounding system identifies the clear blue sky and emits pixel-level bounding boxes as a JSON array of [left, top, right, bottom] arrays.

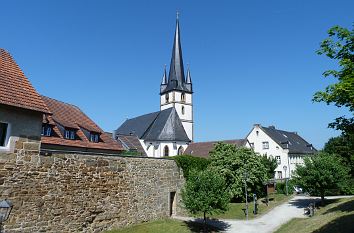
[[1, 0, 353, 149]]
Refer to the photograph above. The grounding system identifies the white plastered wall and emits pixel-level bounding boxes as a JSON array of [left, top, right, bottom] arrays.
[[246, 125, 290, 179], [140, 139, 189, 157]]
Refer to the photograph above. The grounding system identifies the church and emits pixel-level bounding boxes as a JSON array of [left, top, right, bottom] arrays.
[[114, 16, 193, 157]]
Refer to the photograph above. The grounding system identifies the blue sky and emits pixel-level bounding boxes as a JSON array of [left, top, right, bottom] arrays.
[[1, 0, 353, 149]]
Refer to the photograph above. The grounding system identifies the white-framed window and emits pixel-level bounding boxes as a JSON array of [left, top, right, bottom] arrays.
[[181, 106, 185, 115], [249, 142, 254, 149], [64, 129, 76, 140], [0, 122, 9, 147], [277, 171, 282, 179], [89, 133, 99, 143], [165, 94, 169, 103], [275, 156, 281, 164], [262, 141, 269, 149]]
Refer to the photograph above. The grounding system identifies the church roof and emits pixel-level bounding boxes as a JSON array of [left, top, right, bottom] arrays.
[[115, 107, 191, 142], [160, 16, 192, 94]]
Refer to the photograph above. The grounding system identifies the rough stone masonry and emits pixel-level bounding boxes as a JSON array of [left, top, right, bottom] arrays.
[[0, 147, 185, 232]]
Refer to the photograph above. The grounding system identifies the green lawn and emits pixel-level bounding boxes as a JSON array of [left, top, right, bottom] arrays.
[[104, 219, 221, 233], [275, 197, 354, 233], [196, 193, 292, 220], [106, 194, 293, 233]]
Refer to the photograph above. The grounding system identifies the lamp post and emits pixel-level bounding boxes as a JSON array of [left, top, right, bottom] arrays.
[[243, 172, 249, 220], [283, 165, 288, 196], [0, 200, 13, 233]]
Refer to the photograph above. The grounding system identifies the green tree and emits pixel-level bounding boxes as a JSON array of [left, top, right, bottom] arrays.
[[313, 24, 354, 135], [209, 143, 268, 199], [294, 152, 350, 205], [260, 155, 278, 179], [172, 155, 210, 180], [181, 169, 230, 230], [324, 135, 354, 176]]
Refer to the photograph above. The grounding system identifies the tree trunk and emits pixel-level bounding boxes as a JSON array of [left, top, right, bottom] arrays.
[[203, 211, 207, 233], [320, 190, 325, 206]]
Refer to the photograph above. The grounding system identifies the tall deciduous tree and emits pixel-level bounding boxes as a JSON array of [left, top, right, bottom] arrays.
[[181, 169, 230, 230], [314, 24, 354, 135], [209, 143, 268, 199], [294, 152, 350, 205], [324, 135, 354, 176]]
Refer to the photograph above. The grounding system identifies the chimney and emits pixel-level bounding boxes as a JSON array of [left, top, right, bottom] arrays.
[[269, 125, 276, 129]]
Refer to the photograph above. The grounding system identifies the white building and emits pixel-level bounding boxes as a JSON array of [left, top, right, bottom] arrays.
[[246, 124, 316, 179], [114, 16, 193, 157]]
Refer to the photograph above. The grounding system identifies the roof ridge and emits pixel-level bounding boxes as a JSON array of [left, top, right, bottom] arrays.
[[41, 95, 81, 110], [191, 139, 245, 144]]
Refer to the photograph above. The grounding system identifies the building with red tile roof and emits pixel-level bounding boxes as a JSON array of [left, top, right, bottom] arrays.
[[0, 49, 50, 114], [41, 96, 123, 154], [184, 139, 249, 158], [0, 49, 49, 152]]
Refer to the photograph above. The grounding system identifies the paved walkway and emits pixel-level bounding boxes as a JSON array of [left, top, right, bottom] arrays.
[[174, 195, 353, 233]]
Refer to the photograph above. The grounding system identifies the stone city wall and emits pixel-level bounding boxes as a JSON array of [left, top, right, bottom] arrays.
[[0, 149, 185, 232]]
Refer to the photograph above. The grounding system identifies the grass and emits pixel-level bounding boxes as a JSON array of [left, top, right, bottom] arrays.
[[195, 193, 293, 220], [275, 197, 354, 233], [106, 193, 293, 233], [104, 218, 223, 233]]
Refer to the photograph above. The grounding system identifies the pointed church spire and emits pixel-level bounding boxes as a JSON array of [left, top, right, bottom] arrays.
[[161, 64, 167, 85], [167, 12, 185, 87], [160, 13, 192, 94]]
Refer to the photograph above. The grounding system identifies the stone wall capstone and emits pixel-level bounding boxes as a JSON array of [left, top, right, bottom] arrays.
[[0, 150, 185, 232]]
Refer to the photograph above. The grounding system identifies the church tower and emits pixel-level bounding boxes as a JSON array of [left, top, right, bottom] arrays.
[[160, 15, 193, 141]]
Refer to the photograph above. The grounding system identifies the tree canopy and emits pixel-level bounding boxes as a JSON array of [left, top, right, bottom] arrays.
[[209, 143, 268, 199], [181, 169, 230, 227], [324, 135, 354, 176], [294, 152, 350, 205], [313, 24, 354, 135]]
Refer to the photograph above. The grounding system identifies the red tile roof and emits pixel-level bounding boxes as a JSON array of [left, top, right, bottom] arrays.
[[0, 49, 50, 113], [184, 139, 248, 158], [41, 96, 123, 153]]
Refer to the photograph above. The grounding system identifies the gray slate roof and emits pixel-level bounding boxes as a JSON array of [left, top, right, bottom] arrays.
[[115, 107, 190, 142], [117, 135, 147, 156], [261, 126, 316, 154]]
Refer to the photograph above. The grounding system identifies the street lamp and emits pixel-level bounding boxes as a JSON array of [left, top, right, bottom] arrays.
[[243, 172, 249, 220], [0, 200, 13, 233], [283, 166, 288, 196]]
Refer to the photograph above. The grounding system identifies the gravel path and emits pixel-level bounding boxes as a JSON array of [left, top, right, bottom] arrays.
[[174, 195, 353, 233]]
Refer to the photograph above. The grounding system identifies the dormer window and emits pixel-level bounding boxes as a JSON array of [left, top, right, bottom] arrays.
[[41, 124, 52, 137], [64, 129, 76, 140], [90, 133, 99, 143], [165, 94, 169, 103]]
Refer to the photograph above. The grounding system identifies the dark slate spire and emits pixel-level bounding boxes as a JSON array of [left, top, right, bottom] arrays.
[[160, 13, 192, 94], [185, 64, 192, 92], [186, 65, 191, 83], [161, 64, 167, 85]]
